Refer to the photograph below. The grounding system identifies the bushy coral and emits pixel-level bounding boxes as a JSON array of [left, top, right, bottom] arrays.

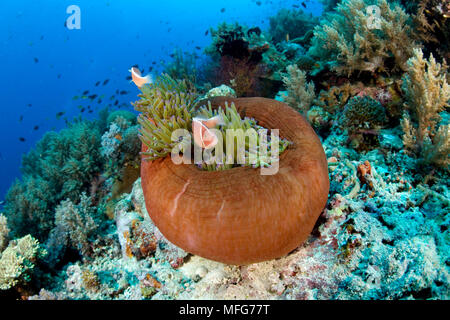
[[0, 235, 47, 291], [401, 48, 450, 168], [308, 0, 418, 76], [132, 74, 198, 161], [281, 64, 316, 114], [3, 121, 104, 241], [341, 96, 386, 151]]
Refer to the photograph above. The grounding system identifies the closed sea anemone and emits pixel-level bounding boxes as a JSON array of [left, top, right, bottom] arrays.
[[137, 88, 329, 264]]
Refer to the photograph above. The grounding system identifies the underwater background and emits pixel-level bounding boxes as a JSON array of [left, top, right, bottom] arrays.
[[0, 0, 449, 300]]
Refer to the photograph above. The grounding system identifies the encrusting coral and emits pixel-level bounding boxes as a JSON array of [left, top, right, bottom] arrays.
[[308, 0, 418, 76], [401, 48, 450, 168]]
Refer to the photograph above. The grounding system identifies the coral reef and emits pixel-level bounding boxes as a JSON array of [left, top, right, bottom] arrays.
[[2, 0, 449, 300], [308, 0, 418, 76], [26, 142, 449, 299], [401, 48, 449, 168]]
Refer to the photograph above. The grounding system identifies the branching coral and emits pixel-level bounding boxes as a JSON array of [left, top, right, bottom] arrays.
[[401, 48, 450, 168], [133, 74, 198, 161], [0, 235, 47, 290], [281, 64, 316, 114], [101, 123, 122, 159], [308, 0, 418, 76]]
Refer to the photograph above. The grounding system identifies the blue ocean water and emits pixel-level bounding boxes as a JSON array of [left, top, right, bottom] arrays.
[[0, 0, 323, 200]]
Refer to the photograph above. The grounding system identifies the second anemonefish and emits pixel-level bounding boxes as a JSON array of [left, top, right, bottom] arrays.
[[192, 115, 225, 149], [129, 67, 153, 88]]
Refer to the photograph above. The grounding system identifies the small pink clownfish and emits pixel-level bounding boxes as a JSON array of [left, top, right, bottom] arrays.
[[192, 115, 225, 149], [129, 67, 153, 88]]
